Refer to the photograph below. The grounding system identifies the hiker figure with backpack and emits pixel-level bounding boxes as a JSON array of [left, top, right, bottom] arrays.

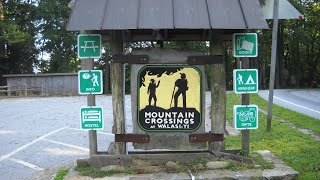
[[147, 79, 160, 106], [173, 73, 188, 108]]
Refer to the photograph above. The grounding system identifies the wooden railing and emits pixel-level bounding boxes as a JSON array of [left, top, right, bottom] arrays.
[[0, 85, 42, 96]]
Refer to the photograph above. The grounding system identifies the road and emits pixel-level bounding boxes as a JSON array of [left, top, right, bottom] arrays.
[[258, 89, 320, 119]]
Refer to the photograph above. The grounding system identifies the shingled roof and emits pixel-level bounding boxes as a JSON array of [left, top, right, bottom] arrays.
[[67, 0, 268, 31]]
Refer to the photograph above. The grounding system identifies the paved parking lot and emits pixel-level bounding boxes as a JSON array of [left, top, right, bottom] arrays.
[[0, 95, 127, 180]]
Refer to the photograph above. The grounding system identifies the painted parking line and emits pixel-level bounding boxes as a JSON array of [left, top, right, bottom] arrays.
[[0, 128, 65, 162], [0, 130, 16, 135], [42, 139, 89, 152], [274, 96, 320, 114], [10, 158, 44, 171]]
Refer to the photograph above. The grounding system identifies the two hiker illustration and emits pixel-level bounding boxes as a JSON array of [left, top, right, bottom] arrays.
[[147, 73, 189, 108]]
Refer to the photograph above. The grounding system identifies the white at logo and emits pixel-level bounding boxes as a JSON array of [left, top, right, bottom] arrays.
[[82, 73, 91, 80]]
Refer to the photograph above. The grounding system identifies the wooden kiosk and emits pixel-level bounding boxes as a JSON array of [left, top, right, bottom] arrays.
[[67, 0, 268, 166]]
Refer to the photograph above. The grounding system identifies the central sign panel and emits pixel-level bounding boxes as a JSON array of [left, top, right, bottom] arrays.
[[138, 66, 202, 132]]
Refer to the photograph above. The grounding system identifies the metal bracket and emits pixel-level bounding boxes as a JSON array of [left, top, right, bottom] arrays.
[[115, 134, 150, 143], [112, 55, 149, 64], [189, 133, 224, 143], [187, 55, 223, 65]]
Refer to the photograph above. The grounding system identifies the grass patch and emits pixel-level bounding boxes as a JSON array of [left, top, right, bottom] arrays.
[[164, 158, 208, 173], [75, 166, 135, 178], [226, 160, 255, 171], [54, 167, 70, 180], [249, 152, 274, 169], [226, 93, 320, 179]]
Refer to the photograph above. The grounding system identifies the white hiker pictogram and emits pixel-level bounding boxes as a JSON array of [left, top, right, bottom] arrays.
[[245, 75, 256, 85], [81, 41, 99, 52], [237, 74, 243, 84], [91, 73, 99, 87]]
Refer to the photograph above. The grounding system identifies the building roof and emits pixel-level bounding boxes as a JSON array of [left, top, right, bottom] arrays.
[[67, 0, 268, 31], [262, 0, 303, 19]]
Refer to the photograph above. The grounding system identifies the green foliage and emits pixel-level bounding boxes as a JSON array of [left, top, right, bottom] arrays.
[[36, 0, 79, 73], [75, 166, 135, 178], [249, 152, 274, 169], [226, 160, 255, 171], [54, 167, 70, 180], [164, 41, 208, 52], [0, 0, 38, 85], [225, 93, 320, 179], [164, 158, 208, 173]]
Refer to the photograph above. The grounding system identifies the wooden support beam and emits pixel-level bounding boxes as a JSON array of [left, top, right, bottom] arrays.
[[110, 30, 126, 154], [187, 56, 223, 65], [113, 55, 149, 64], [112, 55, 223, 65], [209, 34, 226, 152], [102, 33, 234, 42]]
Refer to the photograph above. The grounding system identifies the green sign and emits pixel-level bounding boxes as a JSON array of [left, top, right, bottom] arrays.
[[233, 69, 258, 94], [80, 106, 103, 130], [78, 70, 103, 94], [77, 34, 101, 59], [234, 105, 258, 130], [233, 33, 258, 57]]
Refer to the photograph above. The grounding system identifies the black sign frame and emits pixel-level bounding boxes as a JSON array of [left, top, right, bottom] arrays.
[[137, 65, 203, 132]]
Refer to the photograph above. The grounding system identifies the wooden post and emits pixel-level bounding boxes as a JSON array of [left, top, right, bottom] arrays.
[[267, 0, 280, 132], [241, 58, 250, 155], [25, 82, 27, 96], [209, 35, 226, 152], [110, 30, 126, 154], [80, 30, 98, 156], [81, 58, 98, 156]]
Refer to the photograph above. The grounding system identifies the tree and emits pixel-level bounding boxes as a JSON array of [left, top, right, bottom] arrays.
[[36, 0, 78, 73], [0, 0, 38, 85]]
